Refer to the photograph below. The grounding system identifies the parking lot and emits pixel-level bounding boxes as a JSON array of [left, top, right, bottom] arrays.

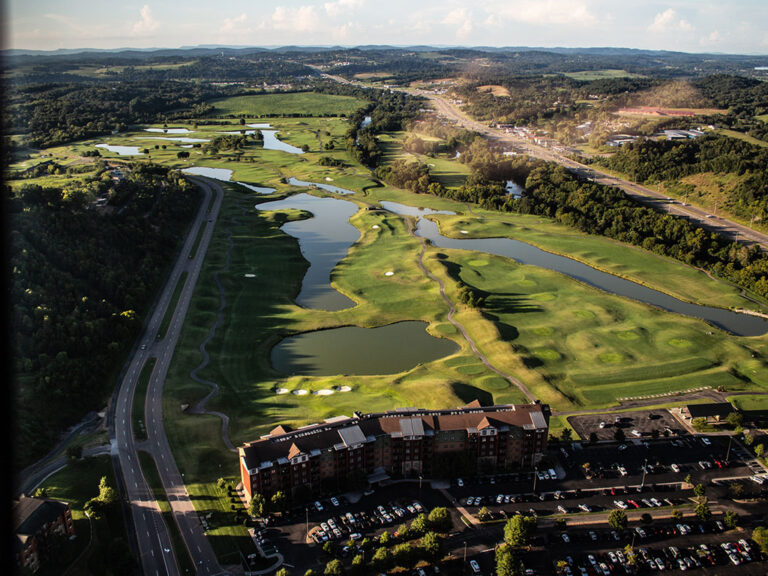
[[249, 436, 766, 575], [568, 410, 684, 442]]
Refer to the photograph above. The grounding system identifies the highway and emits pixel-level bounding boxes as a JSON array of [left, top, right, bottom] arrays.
[[110, 176, 228, 576], [415, 89, 768, 251]]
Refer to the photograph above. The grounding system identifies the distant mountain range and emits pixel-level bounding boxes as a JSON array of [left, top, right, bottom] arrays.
[[5, 44, 764, 59]]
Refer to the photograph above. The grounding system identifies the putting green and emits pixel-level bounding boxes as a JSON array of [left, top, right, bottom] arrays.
[[534, 348, 561, 361], [533, 326, 555, 336], [456, 364, 486, 375], [598, 352, 624, 364], [617, 330, 640, 341], [468, 259, 489, 267], [574, 310, 595, 319], [668, 338, 692, 348]]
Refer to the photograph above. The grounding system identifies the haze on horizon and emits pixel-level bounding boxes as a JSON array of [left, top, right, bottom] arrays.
[[7, 0, 768, 55]]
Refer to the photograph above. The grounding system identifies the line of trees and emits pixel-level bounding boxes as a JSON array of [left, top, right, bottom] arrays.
[[10, 164, 201, 469]]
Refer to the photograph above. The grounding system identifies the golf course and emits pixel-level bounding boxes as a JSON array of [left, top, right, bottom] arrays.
[[12, 90, 768, 564]]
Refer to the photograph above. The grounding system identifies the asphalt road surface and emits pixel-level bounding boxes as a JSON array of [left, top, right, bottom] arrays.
[[110, 176, 228, 576], [416, 90, 768, 251]]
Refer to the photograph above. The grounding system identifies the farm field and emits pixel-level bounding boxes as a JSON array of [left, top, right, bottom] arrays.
[[564, 69, 643, 81], [208, 92, 367, 117]]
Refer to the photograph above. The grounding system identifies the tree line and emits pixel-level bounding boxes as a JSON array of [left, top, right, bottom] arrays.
[[10, 164, 201, 469]]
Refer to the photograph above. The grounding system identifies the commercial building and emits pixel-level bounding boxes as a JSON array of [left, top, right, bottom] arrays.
[[239, 401, 549, 500], [14, 496, 75, 573]]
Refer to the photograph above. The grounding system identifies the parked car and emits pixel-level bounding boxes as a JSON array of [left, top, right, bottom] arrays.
[[470, 559, 481, 574]]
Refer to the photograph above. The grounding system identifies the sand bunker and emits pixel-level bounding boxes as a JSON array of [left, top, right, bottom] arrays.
[[292, 389, 309, 396], [314, 389, 335, 396], [385, 271, 394, 276], [338, 386, 352, 392], [325, 177, 334, 181], [244, 273, 256, 278], [275, 388, 289, 395], [372, 225, 380, 230], [460, 230, 469, 234]]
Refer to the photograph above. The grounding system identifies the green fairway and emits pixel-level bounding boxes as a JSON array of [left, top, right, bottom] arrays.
[[717, 128, 768, 148], [208, 92, 367, 117], [728, 394, 768, 411]]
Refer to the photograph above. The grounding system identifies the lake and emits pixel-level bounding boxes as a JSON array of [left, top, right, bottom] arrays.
[[262, 130, 304, 154], [257, 193, 360, 310], [288, 176, 355, 195], [95, 144, 142, 155], [144, 128, 192, 134], [271, 321, 459, 376], [380, 201, 768, 337], [181, 167, 276, 194]]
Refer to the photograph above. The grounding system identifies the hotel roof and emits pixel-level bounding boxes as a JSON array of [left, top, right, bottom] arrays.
[[240, 402, 549, 471]]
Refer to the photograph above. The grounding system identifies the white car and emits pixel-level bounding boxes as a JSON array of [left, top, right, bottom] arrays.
[[561, 533, 570, 543], [457, 478, 464, 487], [650, 498, 662, 507], [470, 559, 481, 574], [330, 497, 339, 507], [614, 500, 628, 509], [670, 463, 680, 473], [466, 497, 475, 506], [701, 437, 711, 446], [599, 421, 606, 429], [314, 501, 323, 512], [632, 429, 642, 437]]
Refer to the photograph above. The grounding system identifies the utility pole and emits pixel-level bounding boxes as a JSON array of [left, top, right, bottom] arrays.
[[532, 466, 538, 494], [463, 541, 467, 574], [305, 507, 309, 542], [641, 458, 648, 489], [725, 436, 733, 464]]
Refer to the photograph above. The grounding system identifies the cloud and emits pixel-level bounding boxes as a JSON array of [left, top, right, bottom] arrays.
[[649, 8, 693, 34], [272, 5, 319, 32], [44, 13, 89, 35], [490, 0, 598, 27], [132, 5, 159, 35], [220, 13, 250, 34], [325, 0, 363, 18], [699, 29, 721, 46], [442, 7, 473, 39]]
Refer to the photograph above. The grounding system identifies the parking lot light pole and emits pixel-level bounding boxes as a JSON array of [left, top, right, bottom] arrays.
[[725, 435, 733, 463], [463, 542, 467, 574], [641, 459, 648, 488], [532, 465, 538, 494]]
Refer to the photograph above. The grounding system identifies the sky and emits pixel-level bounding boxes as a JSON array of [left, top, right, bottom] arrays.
[[7, 0, 768, 54]]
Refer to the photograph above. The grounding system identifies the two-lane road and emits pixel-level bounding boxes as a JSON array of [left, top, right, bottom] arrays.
[[110, 176, 228, 576]]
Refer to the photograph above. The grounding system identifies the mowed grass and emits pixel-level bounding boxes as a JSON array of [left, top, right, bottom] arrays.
[[208, 92, 367, 117], [728, 394, 768, 411], [429, 247, 768, 408]]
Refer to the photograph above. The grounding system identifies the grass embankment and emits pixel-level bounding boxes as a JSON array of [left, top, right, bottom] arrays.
[[133, 359, 156, 441], [38, 456, 128, 576], [728, 394, 768, 411], [137, 451, 196, 575]]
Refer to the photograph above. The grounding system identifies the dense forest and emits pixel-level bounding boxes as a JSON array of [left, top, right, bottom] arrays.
[[7, 82, 234, 148], [596, 134, 768, 224], [10, 164, 201, 468]]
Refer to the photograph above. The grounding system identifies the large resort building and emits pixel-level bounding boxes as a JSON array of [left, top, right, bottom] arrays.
[[239, 401, 550, 500]]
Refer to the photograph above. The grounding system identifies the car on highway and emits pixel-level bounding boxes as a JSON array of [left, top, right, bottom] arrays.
[[140, 344, 147, 350]]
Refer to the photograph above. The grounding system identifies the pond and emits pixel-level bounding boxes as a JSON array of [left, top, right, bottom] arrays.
[[95, 144, 142, 155], [271, 321, 459, 376], [262, 130, 304, 154], [380, 201, 768, 337], [144, 128, 192, 134], [288, 176, 355, 195], [139, 136, 210, 143], [181, 167, 276, 194], [257, 193, 360, 310]]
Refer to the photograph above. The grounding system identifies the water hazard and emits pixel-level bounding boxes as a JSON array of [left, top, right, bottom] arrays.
[[380, 201, 768, 337], [257, 193, 360, 311], [181, 167, 276, 194], [271, 321, 459, 376]]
